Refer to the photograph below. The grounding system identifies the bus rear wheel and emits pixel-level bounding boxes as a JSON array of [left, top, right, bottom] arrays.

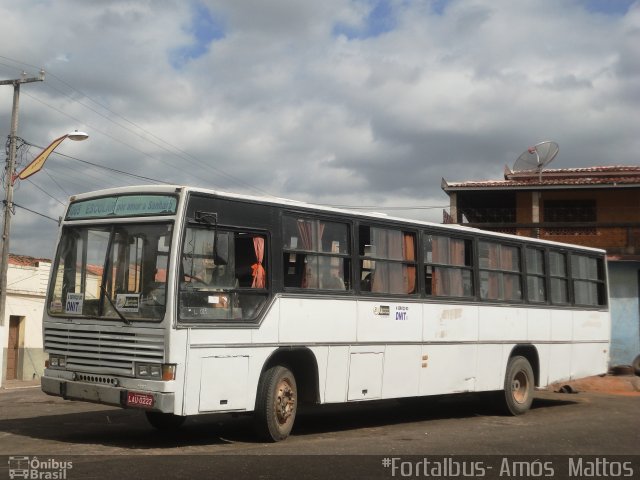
[[501, 356, 534, 416], [254, 365, 297, 442], [145, 411, 186, 431]]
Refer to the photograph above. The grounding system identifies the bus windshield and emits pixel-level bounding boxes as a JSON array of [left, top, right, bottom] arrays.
[[48, 223, 173, 321]]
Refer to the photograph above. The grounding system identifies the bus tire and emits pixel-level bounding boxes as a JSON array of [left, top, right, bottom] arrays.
[[254, 365, 297, 442], [145, 411, 186, 431], [501, 356, 534, 416]]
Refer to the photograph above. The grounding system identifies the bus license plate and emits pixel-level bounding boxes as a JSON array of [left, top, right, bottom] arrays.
[[127, 391, 154, 408]]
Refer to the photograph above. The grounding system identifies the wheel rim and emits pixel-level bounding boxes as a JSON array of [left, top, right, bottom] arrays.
[[274, 377, 295, 425], [511, 370, 529, 404]]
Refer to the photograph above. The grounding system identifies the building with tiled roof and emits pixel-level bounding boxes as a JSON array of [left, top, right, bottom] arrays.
[[443, 165, 640, 190], [442, 165, 640, 371], [1, 254, 52, 384]]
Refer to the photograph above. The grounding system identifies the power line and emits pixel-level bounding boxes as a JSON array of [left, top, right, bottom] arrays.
[[23, 142, 172, 185], [25, 178, 66, 206], [2, 56, 444, 212], [320, 204, 448, 210], [43, 169, 71, 196], [6, 64, 274, 197], [13, 202, 59, 223]]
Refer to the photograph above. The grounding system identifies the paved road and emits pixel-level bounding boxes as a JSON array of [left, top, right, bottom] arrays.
[[0, 386, 638, 479]]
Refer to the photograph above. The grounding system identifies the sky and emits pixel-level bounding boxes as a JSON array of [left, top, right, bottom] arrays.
[[0, 0, 638, 260]]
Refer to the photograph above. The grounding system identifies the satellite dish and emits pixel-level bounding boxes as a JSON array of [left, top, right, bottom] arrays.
[[512, 141, 559, 181]]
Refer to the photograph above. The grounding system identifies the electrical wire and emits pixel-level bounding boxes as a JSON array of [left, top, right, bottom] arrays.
[[13, 203, 59, 222], [3, 56, 446, 212], [25, 179, 66, 206], [45, 150, 172, 185], [0, 54, 275, 197], [322, 204, 447, 210]]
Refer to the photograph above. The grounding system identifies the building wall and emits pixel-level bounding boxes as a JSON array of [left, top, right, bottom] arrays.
[[1, 260, 50, 385], [608, 261, 640, 367], [537, 188, 640, 253]]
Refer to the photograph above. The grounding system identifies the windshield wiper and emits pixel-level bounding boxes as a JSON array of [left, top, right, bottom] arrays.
[[100, 284, 132, 325]]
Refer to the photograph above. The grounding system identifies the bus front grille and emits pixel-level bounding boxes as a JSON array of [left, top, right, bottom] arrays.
[[44, 325, 165, 377]]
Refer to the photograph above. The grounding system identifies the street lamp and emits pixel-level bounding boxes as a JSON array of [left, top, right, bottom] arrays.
[[0, 130, 88, 333], [13, 131, 89, 183]]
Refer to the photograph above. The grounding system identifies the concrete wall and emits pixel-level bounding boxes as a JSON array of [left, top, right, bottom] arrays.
[[1, 259, 50, 385], [608, 261, 640, 367]]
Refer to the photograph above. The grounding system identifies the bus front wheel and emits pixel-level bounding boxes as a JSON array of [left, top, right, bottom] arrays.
[[145, 411, 186, 431], [501, 356, 534, 416], [254, 365, 298, 442]]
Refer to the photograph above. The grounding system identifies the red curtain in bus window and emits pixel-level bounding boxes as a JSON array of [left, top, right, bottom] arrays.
[[297, 220, 313, 250], [297, 220, 325, 289], [403, 233, 416, 294], [500, 246, 516, 299], [449, 238, 465, 297], [487, 243, 499, 299], [431, 236, 442, 295], [317, 223, 325, 249], [251, 236, 266, 288]]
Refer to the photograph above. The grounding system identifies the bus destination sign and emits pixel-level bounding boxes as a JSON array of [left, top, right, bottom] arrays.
[[67, 195, 178, 219]]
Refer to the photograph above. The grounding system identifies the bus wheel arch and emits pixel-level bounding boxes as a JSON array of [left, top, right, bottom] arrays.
[[254, 347, 320, 441], [259, 347, 320, 405], [500, 345, 539, 416], [508, 344, 540, 387]]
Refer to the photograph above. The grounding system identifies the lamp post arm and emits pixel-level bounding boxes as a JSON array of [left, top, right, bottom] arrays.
[[13, 134, 69, 184]]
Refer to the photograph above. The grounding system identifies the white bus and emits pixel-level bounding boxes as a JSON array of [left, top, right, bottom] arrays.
[[41, 185, 610, 441]]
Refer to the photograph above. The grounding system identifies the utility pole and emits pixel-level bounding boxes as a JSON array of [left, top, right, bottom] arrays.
[[0, 70, 44, 330]]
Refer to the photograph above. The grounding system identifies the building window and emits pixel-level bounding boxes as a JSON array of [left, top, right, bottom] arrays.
[[543, 200, 596, 235], [425, 235, 473, 298], [359, 226, 416, 295], [283, 216, 350, 291], [478, 241, 522, 301], [571, 254, 606, 306], [525, 248, 546, 303], [549, 251, 569, 304]]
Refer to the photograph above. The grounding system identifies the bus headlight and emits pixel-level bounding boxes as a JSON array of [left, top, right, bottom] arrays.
[[135, 363, 175, 380], [48, 354, 66, 369]]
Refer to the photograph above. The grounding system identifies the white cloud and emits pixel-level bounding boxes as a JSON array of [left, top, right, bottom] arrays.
[[0, 0, 638, 257]]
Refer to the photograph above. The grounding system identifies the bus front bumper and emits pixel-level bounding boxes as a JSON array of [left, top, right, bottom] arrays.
[[41, 376, 175, 413]]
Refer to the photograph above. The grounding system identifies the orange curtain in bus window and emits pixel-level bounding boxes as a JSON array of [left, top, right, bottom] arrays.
[[431, 236, 447, 296], [297, 220, 314, 288], [251, 237, 266, 288], [371, 228, 390, 293], [500, 246, 517, 299], [403, 233, 416, 294]]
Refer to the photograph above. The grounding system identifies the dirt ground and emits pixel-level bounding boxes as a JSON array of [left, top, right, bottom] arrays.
[[549, 373, 640, 396]]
